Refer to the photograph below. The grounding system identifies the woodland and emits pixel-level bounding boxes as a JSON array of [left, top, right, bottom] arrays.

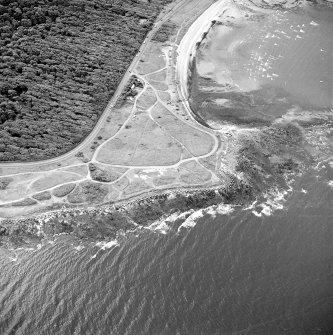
[[0, 0, 172, 161]]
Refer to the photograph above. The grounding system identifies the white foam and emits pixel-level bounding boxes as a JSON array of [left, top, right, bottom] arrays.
[[91, 253, 97, 260], [328, 180, 333, 188], [177, 209, 195, 220], [177, 203, 235, 232], [147, 220, 171, 235], [310, 21, 319, 26], [243, 200, 257, 211], [252, 210, 262, 217], [146, 203, 235, 234], [95, 240, 119, 250], [74, 245, 85, 251], [261, 204, 272, 216], [205, 206, 218, 218], [216, 204, 234, 215], [178, 209, 205, 231], [250, 184, 293, 217], [154, 221, 170, 234]]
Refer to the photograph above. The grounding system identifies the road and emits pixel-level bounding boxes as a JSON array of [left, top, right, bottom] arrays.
[[0, 0, 189, 168]]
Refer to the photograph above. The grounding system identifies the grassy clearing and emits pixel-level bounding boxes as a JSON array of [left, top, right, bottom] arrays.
[[151, 103, 214, 156], [136, 88, 157, 110], [67, 181, 109, 204], [53, 183, 76, 198], [32, 191, 52, 201], [178, 161, 212, 184], [97, 114, 182, 166]]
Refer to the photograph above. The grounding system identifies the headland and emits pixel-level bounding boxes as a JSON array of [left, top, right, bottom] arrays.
[[1, 0, 332, 246]]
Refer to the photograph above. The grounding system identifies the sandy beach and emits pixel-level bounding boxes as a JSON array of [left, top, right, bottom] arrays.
[[176, 0, 234, 101]]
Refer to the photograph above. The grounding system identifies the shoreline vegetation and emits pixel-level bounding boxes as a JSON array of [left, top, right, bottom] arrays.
[[0, 118, 312, 247], [0, 0, 331, 246], [0, 167, 291, 246]]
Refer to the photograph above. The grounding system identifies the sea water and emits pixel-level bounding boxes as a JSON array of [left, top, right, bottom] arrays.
[[0, 162, 333, 334], [192, 0, 333, 126]]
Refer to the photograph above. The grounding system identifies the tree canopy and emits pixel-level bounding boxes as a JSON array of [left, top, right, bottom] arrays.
[[0, 0, 172, 161]]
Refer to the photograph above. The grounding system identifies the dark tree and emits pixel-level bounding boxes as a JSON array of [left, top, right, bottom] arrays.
[[0, 0, 172, 161]]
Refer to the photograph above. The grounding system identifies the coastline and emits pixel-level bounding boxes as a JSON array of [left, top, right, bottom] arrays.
[[0, 0, 328, 247], [176, 0, 231, 101], [1, 2, 333, 334], [0, 176, 258, 248], [0, 117, 313, 247]]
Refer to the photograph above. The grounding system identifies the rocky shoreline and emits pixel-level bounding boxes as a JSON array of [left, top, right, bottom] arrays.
[[0, 183, 240, 248], [0, 119, 313, 249], [0, 0, 330, 248]]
